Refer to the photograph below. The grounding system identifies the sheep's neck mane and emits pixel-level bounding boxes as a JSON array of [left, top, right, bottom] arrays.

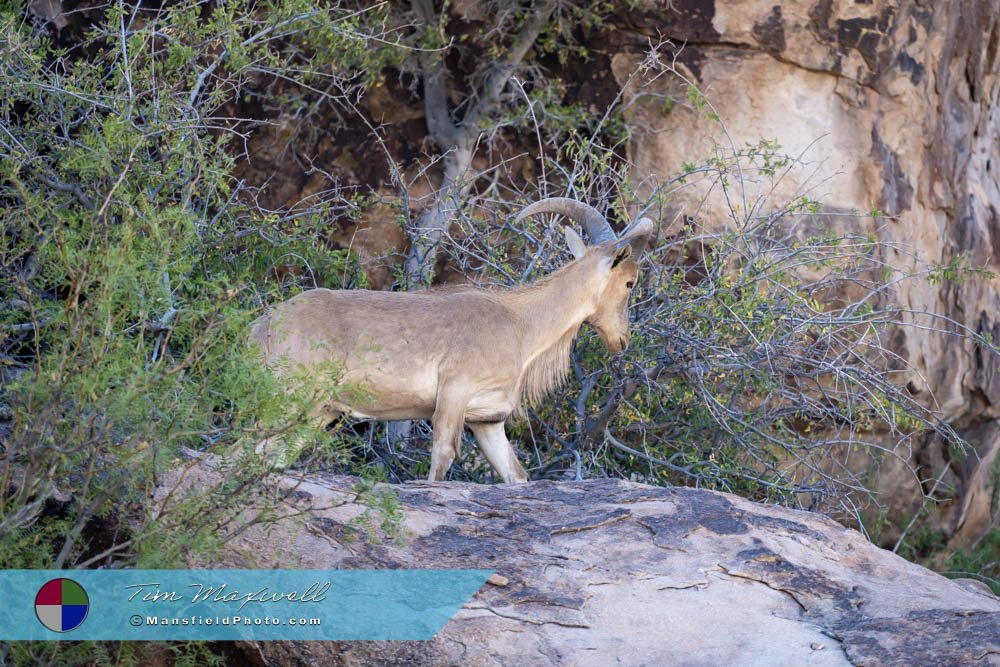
[[502, 258, 597, 416], [514, 328, 577, 417]]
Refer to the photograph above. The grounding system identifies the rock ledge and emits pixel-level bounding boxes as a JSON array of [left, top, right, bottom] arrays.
[[187, 472, 999, 665]]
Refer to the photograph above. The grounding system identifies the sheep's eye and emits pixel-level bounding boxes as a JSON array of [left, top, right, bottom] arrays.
[[626, 280, 635, 289]]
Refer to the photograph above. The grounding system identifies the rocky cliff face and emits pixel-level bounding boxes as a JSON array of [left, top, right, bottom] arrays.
[[597, 0, 999, 550], [166, 466, 1000, 666]]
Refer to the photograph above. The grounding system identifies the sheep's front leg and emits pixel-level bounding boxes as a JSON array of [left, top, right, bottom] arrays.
[[429, 388, 469, 481], [469, 422, 528, 483]]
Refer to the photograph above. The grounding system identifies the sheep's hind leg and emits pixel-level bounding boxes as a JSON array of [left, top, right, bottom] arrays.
[[429, 389, 469, 481]]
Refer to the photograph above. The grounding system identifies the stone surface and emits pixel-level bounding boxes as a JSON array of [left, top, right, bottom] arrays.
[[164, 467, 1000, 666]]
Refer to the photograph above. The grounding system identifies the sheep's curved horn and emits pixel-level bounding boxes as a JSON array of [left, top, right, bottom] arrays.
[[515, 197, 617, 245]]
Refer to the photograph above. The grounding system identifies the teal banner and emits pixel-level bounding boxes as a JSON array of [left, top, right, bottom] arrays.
[[0, 569, 491, 640]]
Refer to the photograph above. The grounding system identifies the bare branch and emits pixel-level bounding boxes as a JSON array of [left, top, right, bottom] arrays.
[[403, 0, 559, 287]]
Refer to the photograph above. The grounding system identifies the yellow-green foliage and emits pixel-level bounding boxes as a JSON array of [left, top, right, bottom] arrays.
[[0, 0, 394, 572], [0, 1, 402, 661]]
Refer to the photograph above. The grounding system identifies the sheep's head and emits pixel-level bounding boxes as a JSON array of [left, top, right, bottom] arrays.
[[517, 198, 655, 353]]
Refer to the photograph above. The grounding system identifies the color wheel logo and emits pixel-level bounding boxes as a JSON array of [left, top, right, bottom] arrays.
[[35, 578, 89, 633]]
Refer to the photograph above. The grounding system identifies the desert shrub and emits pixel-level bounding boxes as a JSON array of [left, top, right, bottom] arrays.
[[0, 1, 399, 663], [435, 175, 971, 524], [939, 527, 1000, 595], [415, 62, 985, 533]]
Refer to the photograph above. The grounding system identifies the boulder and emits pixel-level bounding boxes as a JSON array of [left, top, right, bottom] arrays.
[[175, 469, 1000, 665]]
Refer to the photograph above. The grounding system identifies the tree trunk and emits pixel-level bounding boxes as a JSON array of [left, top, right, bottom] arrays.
[[402, 0, 557, 288]]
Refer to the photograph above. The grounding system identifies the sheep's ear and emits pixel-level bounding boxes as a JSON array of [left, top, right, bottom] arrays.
[[611, 244, 632, 269], [563, 226, 587, 258], [617, 217, 656, 256]]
